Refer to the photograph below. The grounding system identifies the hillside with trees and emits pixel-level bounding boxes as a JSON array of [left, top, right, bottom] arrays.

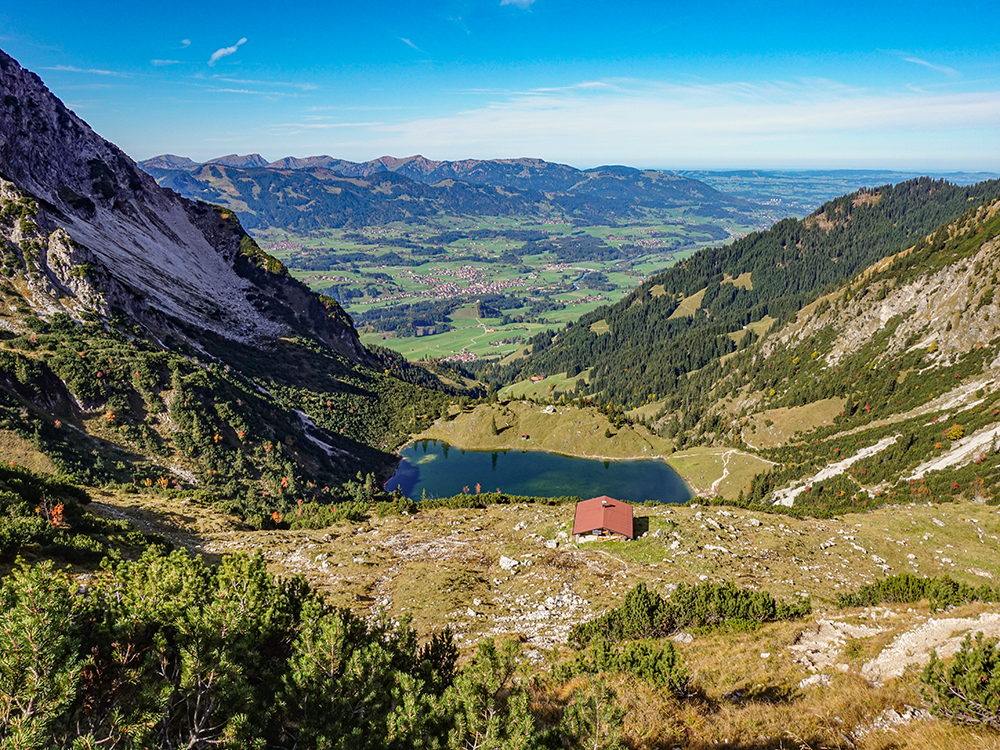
[[480, 178, 1000, 413]]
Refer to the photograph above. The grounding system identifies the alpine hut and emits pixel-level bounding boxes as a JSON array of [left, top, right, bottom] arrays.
[[572, 496, 634, 542]]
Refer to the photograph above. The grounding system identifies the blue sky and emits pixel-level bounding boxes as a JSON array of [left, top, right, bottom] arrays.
[[2, 1, 998, 170]]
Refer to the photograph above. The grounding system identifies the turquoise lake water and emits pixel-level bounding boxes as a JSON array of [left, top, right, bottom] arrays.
[[386, 440, 692, 504]]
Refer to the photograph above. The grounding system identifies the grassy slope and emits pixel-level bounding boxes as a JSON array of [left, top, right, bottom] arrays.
[[87, 486, 1000, 655], [416, 401, 674, 460], [83, 486, 1000, 748]]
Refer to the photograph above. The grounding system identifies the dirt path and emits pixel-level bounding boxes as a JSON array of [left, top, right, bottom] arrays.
[[464, 317, 489, 349], [710, 449, 737, 495]]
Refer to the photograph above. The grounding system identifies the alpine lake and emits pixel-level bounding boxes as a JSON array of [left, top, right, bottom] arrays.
[[386, 439, 692, 504]]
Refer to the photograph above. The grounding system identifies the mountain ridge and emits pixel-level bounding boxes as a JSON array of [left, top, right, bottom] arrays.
[[481, 177, 1000, 415], [0, 50, 362, 356], [138, 153, 755, 231], [140, 150, 742, 198]]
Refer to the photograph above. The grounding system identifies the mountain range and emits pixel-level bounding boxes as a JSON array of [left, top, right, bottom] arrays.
[[138, 153, 760, 230]]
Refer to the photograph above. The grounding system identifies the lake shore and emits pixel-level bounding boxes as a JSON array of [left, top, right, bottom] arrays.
[[389, 437, 692, 504], [409, 402, 775, 501], [414, 401, 675, 458]]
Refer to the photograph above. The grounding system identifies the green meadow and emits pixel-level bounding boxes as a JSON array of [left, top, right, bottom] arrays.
[[253, 214, 761, 362]]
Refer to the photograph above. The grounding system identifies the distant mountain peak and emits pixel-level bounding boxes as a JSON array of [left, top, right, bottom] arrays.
[[139, 154, 202, 171], [267, 154, 343, 170], [206, 153, 270, 168]]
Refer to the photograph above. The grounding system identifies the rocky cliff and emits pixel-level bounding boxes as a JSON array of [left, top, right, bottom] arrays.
[[0, 49, 363, 358]]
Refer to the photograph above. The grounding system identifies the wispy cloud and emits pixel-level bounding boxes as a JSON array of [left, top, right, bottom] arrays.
[[278, 121, 385, 131], [181, 39, 191, 48], [305, 104, 406, 112], [531, 81, 619, 94], [179, 79, 310, 99], [208, 38, 247, 67], [151, 59, 182, 66], [40, 64, 119, 76], [339, 76, 1000, 168], [213, 75, 317, 91], [903, 57, 959, 76], [500, 0, 535, 8], [213, 88, 268, 95], [399, 37, 427, 54]]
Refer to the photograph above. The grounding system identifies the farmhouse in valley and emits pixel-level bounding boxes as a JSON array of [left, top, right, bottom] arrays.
[[572, 496, 634, 542]]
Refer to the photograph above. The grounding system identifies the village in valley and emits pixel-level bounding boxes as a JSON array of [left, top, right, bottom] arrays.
[[256, 216, 740, 362]]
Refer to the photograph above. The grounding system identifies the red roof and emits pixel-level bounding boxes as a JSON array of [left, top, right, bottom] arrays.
[[572, 496, 634, 538]]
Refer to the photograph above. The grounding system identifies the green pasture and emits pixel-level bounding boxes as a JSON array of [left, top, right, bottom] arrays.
[[360, 302, 549, 361], [498, 370, 592, 400], [668, 286, 708, 319], [665, 446, 777, 499], [253, 217, 754, 362]]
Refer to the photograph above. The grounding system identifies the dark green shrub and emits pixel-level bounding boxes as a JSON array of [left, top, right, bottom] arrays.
[[569, 583, 673, 647], [671, 580, 778, 627], [838, 574, 998, 611], [569, 581, 810, 648], [920, 633, 1000, 728], [556, 637, 689, 697]]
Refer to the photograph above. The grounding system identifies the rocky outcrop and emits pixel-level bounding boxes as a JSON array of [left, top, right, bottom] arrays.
[[766, 198, 1000, 367], [0, 48, 365, 358]]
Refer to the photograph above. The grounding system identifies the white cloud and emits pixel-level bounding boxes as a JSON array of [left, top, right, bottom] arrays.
[[399, 38, 427, 54], [903, 57, 959, 76], [334, 76, 1000, 169], [277, 121, 385, 132], [181, 39, 191, 47], [151, 59, 181, 66], [213, 75, 318, 91], [40, 64, 117, 76], [208, 38, 247, 67], [500, 0, 535, 8]]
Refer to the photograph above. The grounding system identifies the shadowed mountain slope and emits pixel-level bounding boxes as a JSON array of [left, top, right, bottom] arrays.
[[0, 48, 462, 521]]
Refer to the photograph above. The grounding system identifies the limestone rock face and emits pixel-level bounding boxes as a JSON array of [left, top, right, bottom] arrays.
[[765, 198, 1000, 368], [0, 49, 364, 357]]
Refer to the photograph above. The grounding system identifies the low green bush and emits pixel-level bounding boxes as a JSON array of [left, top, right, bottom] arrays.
[[555, 636, 689, 698], [569, 581, 811, 648], [920, 633, 1000, 729], [837, 573, 999, 611]]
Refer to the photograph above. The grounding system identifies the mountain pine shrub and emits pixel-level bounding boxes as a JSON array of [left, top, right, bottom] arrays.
[[569, 581, 810, 648], [836, 573, 998, 611], [920, 633, 1000, 729]]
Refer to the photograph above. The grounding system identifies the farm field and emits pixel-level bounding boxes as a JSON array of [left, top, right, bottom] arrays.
[[252, 213, 759, 363]]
